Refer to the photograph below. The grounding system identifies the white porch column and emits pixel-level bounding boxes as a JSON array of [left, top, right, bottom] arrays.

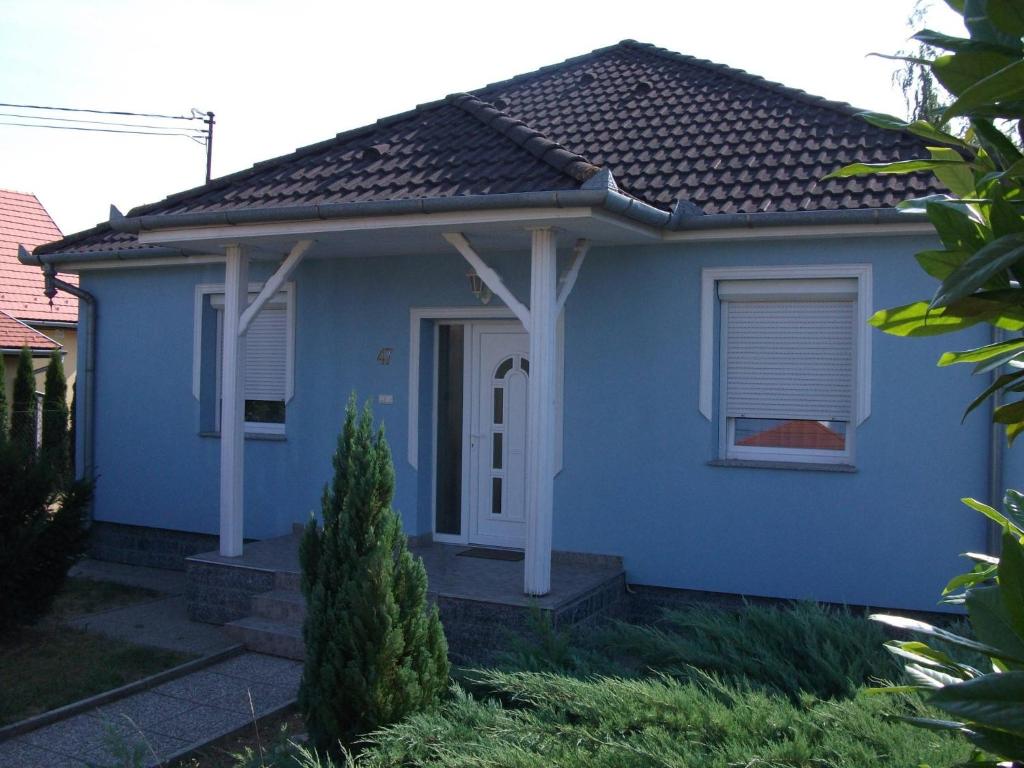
[[219, 244, 249, 556], [524, 228, 558, 596]]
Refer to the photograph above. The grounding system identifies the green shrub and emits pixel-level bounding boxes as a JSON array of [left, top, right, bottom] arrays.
[[601, 602, 898, 701], [9, 346, 37, 458], [298, 396, 448, 755], [0, 441, 91, 631], [349, 670, 968, 768], [40, 350, 69, 484]]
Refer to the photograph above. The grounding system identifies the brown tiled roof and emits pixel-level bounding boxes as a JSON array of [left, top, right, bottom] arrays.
[[0, 189, 76, 322], [476, 40, 944, 214], [0, 309, 60, 352], [37, 40, 944, 257]]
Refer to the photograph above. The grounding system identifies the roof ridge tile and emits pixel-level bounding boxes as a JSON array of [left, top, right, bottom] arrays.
[[447, 93, 601, 184]]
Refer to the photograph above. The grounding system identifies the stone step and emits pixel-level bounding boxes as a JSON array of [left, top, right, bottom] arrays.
[[224, 616, 305, 660], [251, 589, 306, 625], [275, 571, 301, 592]]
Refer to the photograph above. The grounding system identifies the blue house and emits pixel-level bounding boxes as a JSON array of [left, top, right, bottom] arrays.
[[24, 41, 1008, 633]]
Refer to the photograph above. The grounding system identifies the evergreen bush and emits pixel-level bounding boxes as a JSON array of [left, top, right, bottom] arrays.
[[0, 443, 91, 632], [40, 351, 69, 484], [298, 396, 448, 754], [9, 347, 37, 458]]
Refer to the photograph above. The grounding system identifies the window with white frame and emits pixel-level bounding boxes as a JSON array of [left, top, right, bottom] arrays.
[[193, 283, 295, 436], [699, 266, 871, 466]]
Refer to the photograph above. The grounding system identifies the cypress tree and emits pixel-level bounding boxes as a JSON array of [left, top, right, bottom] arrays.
[[298, 395, 449, 754], [40, 351, 69, 484], [10, 347, 38, 458]]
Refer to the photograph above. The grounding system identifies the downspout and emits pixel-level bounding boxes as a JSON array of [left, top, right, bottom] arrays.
[[41, 262, 97, 516], [989, 325, 1006, 555]]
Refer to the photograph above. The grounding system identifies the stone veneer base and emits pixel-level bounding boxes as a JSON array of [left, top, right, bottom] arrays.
[[88, 522, 219, 571]]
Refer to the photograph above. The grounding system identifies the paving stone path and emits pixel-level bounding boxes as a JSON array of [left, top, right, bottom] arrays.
[[0, 652, 302, 768]]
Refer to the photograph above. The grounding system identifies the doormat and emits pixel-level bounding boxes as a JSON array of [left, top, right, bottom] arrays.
[[457, 547, 524, 562]]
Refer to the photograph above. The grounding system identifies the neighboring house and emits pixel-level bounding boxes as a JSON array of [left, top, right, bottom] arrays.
[[0, 308, 61, 407], [0, 189, 77, 403], [25, 40, 1006, 612]]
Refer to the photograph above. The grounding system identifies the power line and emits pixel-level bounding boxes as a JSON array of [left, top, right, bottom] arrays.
[[0, 101, 198, 121], [0, 111, 207, 133], [0, 121, 206, 139], [0, 100, 217, 182]]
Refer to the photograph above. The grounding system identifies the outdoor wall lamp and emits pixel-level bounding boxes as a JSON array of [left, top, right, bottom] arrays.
[[466, 269, 492, 305]]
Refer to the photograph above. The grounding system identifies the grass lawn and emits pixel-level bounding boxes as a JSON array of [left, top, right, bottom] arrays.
[[190, 603, 974, 768], [0, 577, 195, 727], [48, 576, 164, 619]]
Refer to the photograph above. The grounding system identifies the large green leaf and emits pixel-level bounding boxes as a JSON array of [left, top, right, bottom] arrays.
[[930, 671, 1024, 733], [927, 199, 988, 253], [988, 0, 1024, 36], [945, 60, 1024, 119], [998, 531, 1024, 639], [974, 118, 1024, 168], [990, 198, 1024, 240], [994, 399, 1024, 426], [933, 50, 1018, 95], [930, 147, 977, 197], [963, 497, 1024, 536], [931, 232, 1024, 308], [962, 369, 1024, 422], [870, 613, 1024, 662], [938, 338, 1024, 366], [966, 584, 1024, 666], [1003, 490, 1024, 532], [915, 28, 1022, 55], [962, 723, 1024, 762], [944, 563, 999, 597], [965, 0, 1024, 51], [861, 113, 972, 148], [916, 249, 971, 280], [870, 298, 1024, 337], [908, 662, 966, 688], [824, 157, 972, 179]]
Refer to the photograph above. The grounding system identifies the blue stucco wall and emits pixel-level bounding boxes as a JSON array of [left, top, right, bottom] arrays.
[[80, 231, 999, 610]]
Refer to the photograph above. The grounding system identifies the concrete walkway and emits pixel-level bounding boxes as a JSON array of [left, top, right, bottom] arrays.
[[67, 559, 235, 655], [0, 652, 302, 768]]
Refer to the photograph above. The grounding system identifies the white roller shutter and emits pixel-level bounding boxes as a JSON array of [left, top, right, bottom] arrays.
[[243, 306, 287, 402], [723, 298, 855, 422], [211, 294, 288, 404]]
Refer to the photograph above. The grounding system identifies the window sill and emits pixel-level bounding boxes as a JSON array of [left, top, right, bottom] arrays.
[[199, 431, 287, 442], [708, 458, 856, 473]]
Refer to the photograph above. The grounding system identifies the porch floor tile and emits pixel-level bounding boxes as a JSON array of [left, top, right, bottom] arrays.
[[190, 533, 622, 610]]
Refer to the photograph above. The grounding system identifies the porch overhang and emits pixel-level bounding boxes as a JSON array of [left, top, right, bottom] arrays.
[[128, 205, 660, 262]]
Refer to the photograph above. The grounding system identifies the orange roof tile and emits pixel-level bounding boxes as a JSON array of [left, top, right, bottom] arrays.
[[0, 309, 60, 352], [0, 189, 77, 324]]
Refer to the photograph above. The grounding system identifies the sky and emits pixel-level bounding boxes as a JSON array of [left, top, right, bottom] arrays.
[[0, 0, 963, 238]]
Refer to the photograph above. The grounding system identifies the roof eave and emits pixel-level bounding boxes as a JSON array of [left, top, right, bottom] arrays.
[[670, 207, 929, 231]]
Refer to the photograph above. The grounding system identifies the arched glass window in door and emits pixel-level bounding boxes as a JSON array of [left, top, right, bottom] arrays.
[[490, 354, 528, 516]]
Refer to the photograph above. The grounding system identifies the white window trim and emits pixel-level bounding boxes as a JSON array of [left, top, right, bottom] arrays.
[[699, 265, 872, 425], [717, 295, 856, 465], [192, 282, 296, 434]]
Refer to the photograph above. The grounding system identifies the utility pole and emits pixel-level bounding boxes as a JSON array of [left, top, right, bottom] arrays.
[[204, 111, 215, 183]]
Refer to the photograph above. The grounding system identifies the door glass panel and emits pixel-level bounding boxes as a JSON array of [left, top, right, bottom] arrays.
[[496, 357, 514, 379], [493, 387, 503, 425], [492, 432, 503, 469], [491, 477, 502, 515], [520, 357, 529, 375], [434, 324, 463, 535]]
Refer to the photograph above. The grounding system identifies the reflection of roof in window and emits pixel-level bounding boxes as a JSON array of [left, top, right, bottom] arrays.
[[737, 420, 845, 450]]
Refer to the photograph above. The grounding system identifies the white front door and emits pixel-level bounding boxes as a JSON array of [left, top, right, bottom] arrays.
[[469, 323, 529, 548]]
